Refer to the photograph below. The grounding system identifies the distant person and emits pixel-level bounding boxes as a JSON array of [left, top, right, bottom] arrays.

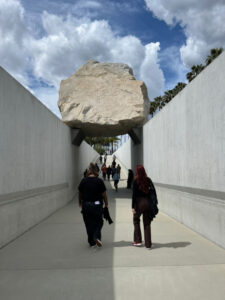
[[132, 165, 158, 249], [113, 154, 116, 161], [112, 159, 116, 168], [78, 163, 109, 248], [104, 153, 107, 164], [111, 165, 116, 179], [113, 170, 120, 191], [127, 169, 134, 188], [99, 156, 102, 164], [117, 164, 121, 176], [101, 164, 107, 180], [106, 165, 112, 181]]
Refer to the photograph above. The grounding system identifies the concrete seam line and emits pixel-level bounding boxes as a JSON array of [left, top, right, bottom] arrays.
[[158, 190, 225, 208], [0, 183, 69, 206], [155, 183, 225, 202], [1, 263, 225, 272]]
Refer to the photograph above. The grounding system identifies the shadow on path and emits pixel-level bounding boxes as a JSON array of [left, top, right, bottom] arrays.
[[112, 240, 191, 249]]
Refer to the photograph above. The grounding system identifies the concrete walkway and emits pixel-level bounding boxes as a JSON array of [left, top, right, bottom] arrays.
[[0, 158, 225, 300]]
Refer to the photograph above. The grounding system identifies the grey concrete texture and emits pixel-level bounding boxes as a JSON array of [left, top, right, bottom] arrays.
[[0, 166, 225, 300], [0, 67, 99, 247], [157, 186, 225, 249], [143, 51, 225, 192], [115, 52, 225, 248]]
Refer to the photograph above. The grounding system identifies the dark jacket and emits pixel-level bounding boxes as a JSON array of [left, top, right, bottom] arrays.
[[132, 178, 158, 222], [103, 207, 113, 224]]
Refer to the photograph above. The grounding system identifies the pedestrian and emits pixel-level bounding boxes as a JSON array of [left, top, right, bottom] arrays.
[[101, 164, 107, 180], [78, 163, 109, 248], [99, 155, 102, 164], [117, 164, 121, 176], [106, 165, 112, 181], [132, 165, 158, 249], [112, 159, 116, 168], [111, 165, 116, 179], [104, 153, 107, 164], [113, 170, 120, 191], [127, 169, 134, 188]]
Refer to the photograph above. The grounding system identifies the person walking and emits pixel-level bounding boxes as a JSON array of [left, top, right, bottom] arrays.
[[112, 159, 116, 169], [78, 163, 109, 248], [106, 165, 112, 181], [101, 164, 107, 180], [116, 164, 121, 176], [111, 165, 116, 179], [132, 165, 158, 249], [113, 170, 120, 191], [127, 169, 134, 188]]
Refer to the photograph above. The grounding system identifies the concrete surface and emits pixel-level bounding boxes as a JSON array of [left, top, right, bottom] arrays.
[[0, 67, 98, 247], [115, 52, 225, 248], [0, 158, 224, 300]]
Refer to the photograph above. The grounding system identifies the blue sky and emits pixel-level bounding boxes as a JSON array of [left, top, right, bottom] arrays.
[[1, 0, 225, 117]]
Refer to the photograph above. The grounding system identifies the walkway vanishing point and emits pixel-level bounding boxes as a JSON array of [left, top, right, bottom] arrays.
[[0, 157, 225, 300]]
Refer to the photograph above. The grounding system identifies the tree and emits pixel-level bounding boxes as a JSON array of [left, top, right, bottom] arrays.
[[163, 90, 174, 103], [205, 48, 223, 66], [173, 82, 186, 96], [149, 100, 157, 116], [186, 64, 205, 82], [155, 96, 165, 110]]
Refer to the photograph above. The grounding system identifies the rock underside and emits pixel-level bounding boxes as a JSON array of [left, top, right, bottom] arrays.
[[58, 60, 150, 136]]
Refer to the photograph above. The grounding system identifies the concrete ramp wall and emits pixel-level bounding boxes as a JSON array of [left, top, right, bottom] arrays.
[[115, 52, 225, 248], [0, 67, 98, 248]]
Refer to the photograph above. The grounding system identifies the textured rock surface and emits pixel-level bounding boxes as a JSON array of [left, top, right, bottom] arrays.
[[58, 60, 150, 136]]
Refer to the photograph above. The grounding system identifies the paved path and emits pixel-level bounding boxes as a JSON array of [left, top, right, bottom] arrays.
[[0, 157, 225, 299]]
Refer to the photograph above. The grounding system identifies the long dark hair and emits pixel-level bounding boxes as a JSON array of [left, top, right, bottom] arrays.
[[135, 165, 149, 194], [87, 163, 99, 177]]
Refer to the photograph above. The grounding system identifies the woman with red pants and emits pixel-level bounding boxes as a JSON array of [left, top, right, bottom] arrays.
[[132, 165, 158, 249]]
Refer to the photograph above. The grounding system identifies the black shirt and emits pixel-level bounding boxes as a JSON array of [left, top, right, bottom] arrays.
[[78, 176, 106, 204]]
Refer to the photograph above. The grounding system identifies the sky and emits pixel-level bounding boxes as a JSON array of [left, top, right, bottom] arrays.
[[1, 0, 225, 118]]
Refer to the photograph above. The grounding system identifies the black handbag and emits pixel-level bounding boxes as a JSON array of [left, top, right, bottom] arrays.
[[148, 182, 159, 220]]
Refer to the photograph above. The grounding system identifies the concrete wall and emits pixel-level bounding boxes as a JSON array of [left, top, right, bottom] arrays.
[[115, 52, 225, 248], [0, 67, 98, 248]]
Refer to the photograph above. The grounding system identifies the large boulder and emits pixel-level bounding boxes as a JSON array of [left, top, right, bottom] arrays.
[[58, 60, 150, 136]]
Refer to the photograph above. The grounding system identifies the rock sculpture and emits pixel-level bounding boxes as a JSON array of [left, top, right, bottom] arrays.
[[58, 60, 150, 136]]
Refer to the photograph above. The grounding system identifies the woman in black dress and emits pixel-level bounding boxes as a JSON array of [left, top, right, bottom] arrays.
[[132, 165, 158, 249]]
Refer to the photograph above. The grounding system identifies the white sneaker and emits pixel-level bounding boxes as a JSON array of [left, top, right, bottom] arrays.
[[132, 242, 142, 247], [94, 238, 102, 247]]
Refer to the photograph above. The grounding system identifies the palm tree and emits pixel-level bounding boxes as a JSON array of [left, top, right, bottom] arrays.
[[205, 48, 223, 66], [163, 89, 174, 103], [157, 96, 165, 110], [173, 82, 186, 96], [186, 64, 205, 82], [149, 100, 157, 116]]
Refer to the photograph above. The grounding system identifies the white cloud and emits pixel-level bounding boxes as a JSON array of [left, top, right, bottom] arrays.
[[0, 0, 31, 86], [33, 86, 61, 118], [0, 0, 165, 116], [159, 46, 189, 90], [31, 11, 165, 100], [139, 42, 165, 99], [145, 0, 225, 67]]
